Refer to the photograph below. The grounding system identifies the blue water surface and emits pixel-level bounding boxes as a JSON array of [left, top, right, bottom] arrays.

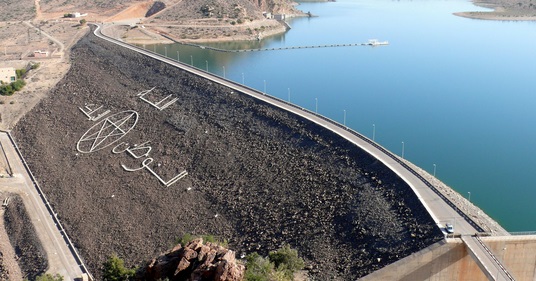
[[149, 0, 536, 231]]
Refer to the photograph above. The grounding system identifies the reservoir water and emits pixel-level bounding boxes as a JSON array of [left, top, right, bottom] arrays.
[[146, 0, 536, 232]]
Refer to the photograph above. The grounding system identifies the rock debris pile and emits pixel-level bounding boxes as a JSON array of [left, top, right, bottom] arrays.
[[13, 28, 443, 280], [3, 195, 47, 280]]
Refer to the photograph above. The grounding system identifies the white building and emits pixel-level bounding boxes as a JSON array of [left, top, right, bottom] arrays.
[[0, 67, 16, 84]]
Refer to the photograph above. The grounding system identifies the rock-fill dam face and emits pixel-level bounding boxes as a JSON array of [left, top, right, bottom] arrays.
[[12, 30, 444, 280]]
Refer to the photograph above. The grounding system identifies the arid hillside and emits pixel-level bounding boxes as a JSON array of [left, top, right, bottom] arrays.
[[0, 0, 35, 21]]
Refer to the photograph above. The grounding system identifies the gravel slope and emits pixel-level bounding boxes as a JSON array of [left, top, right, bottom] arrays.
[[13, 29, 443, 280]]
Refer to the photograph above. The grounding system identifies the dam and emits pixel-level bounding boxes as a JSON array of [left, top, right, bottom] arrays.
[[3, 21, 533, 280], [93, 23, 536, 280]]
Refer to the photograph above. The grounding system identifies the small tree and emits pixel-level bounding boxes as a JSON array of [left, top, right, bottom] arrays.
[[15, 68, 26, 79], [103, 254, 135, 281], [80, 19, 87, 25]]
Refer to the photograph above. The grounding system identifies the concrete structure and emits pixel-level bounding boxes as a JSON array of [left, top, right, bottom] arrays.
[[0, 67, 16, 84], [359, 235, 536, 281], [274, 14, 286, 20], [69, 12, 87, 18], [93, 24, 535, 280], [32, 50, 49, 58]]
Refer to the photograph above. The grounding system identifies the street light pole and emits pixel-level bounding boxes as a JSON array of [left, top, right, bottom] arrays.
[[177, 50, 179, 61], [343, 110, 346, 126], [315, 98, 318, 113], [223, 66, 226, 78], [288, 88, 291, 102], [401, 141, 405, 159], [164, 46, 167, 57], [206, 60, 208, 71], [372, 124, 376, 141], [190, 55, 193, 66], [433, 164, 437, 177], [468, 192, 471, 202], [263, 80, 266, 94], [242, 73, 245, 84]]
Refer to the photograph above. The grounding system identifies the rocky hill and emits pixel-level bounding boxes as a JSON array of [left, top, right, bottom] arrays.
[[151, 0, 300, 21]]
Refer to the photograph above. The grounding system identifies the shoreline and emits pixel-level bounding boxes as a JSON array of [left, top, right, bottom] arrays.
[[454, 11, 536, 21], [454, 0, 536, 21], [115, 12, 310, 45]]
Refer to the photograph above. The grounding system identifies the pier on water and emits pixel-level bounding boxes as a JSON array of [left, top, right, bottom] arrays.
[[159, 33, 388, 53]]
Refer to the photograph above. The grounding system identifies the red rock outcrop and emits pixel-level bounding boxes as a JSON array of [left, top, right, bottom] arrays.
[[135, 238, 244, 281]]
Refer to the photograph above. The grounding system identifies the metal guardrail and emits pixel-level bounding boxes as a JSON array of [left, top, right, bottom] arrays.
[[509, 231, 536, 236], [1, 130, 94, 280], [93, 24, 486, 234], [474, 236, 515, 281]]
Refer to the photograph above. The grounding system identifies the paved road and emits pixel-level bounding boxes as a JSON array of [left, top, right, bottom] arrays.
[[93, 24, 482, 236], [0, 132, 84, 280]]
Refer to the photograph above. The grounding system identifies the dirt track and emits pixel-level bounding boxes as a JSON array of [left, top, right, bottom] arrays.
[[12, 29, 443, 280]]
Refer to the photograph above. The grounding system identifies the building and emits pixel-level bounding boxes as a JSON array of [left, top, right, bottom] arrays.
[[69, 12, 87, 18], [0, 67, 16, 84], [274, 14, 286, 20], [33, 50, 49, 58]]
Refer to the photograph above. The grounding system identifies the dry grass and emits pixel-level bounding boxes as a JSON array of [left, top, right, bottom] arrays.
[[0, 0, 35, 21]]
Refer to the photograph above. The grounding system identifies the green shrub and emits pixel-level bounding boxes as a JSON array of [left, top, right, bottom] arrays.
[[245, 252, 275, 281], [245, 245, 304, 281], [12, 80, 25, 91], [103, 254, 136, 281], [268, 245, 304, 279], [0, 84, 13, 96], [36, 273, 64, 281], [15, 68, 26, 79], [176, 233, 228, 247], [0, 79, 25, 96]]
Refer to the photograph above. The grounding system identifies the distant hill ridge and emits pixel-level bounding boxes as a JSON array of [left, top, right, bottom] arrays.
[[151, 0, 300, 21]]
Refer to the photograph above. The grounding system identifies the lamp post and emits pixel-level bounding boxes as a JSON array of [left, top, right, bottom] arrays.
[[190, 55, 193, 66], [177, 50, 179, 62], [288, 88, 291, 102], [242, 73, 245, 84], [315, 98, 318, 113], [372, 124, 376, 141], [468, 192, 471, 202], [206, 60, 208, 71], [433, 164, 437, 177], [223, 66, 226, 78], [401, 141, 405, 159], [343, 110, 346, 126], [164, 46, 167, 57], [263, 80, 266, 94]]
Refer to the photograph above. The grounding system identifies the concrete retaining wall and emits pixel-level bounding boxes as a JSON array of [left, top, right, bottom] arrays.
[[360, 236, 536, 281]]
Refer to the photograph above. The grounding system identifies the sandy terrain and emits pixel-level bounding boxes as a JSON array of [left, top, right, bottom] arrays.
[[0, 20, 89, 130]]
